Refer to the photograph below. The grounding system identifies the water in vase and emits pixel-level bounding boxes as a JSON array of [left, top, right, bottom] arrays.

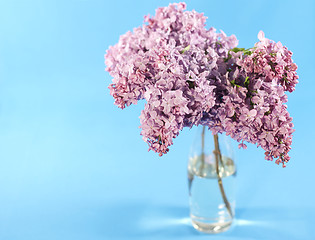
[[188, 154, 236, 233]]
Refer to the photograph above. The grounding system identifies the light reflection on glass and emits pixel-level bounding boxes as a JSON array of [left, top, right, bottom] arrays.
[[139, 217, 191, 230], [235, 219, 270, 226]]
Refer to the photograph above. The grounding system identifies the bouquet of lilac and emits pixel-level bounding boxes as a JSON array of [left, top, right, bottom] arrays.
[[105, 2, 298, 167]]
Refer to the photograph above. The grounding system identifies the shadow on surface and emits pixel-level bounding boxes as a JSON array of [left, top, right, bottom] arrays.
[[98, 202, 198, 239], [230, 207, 314, 240], [97, 204, 314, 239], [36, 202, 312, 240]]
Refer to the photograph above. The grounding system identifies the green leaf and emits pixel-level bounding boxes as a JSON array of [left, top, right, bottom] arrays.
[[244, 76, 250, 87], [230, 79, 240, 87], [180, 45, 190, 54], [270, 52, 276, 57], [264, 111, 271, 116], [230, 47, 245, 53], [243, 50, 252, 55], [187, 80, 195, 89], [215, 41, 222, 47], [230, 47, 254, 55]]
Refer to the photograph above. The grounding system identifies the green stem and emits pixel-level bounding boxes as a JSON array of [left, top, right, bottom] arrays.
[[200, 126, 206, 173], [213, 134, 233, 218]]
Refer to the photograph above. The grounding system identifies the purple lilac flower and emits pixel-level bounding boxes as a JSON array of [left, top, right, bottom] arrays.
[[105, 3, 298, 167]]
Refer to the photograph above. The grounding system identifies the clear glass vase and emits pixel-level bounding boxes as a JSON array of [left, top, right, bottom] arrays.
[[188, 126, 236, 234]]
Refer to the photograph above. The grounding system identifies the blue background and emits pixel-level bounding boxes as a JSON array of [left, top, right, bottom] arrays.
[[0, 0, 314, 239]]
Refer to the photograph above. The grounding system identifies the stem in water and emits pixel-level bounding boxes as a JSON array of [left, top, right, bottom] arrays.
[[200, 126, 206, 173], [213, 134, 233, 218]]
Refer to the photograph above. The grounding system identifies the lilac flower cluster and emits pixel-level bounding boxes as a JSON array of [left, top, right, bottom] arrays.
[[105, 3, 298, 167]]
